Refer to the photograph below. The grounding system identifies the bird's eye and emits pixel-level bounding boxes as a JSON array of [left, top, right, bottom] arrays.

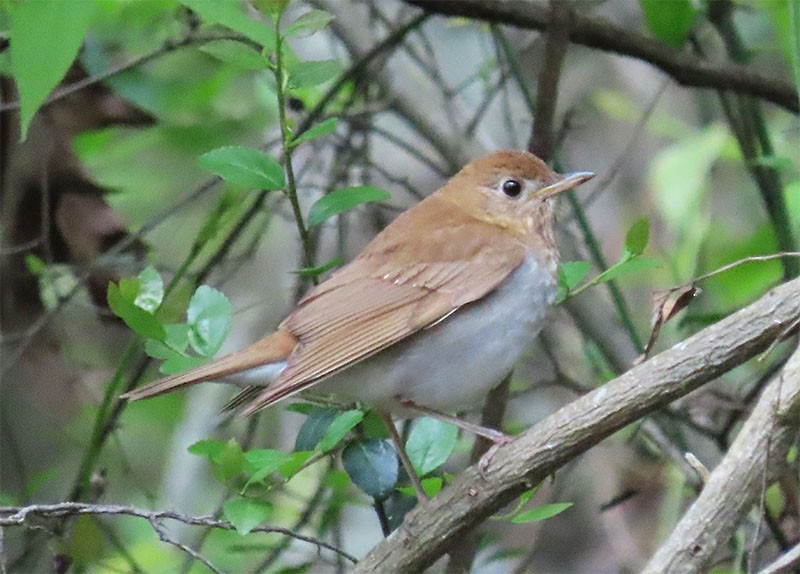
[[501, 179, 523, 198]]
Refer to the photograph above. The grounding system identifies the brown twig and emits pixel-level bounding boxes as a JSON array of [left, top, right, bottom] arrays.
[[404, 0, 799, 113]]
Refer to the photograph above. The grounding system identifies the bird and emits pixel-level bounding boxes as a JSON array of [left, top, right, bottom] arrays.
[[122, 150, 594, 498]]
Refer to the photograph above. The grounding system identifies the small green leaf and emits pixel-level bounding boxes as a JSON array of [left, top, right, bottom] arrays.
[[397, 476, 444, 498], [341, 438, 398, 500], [216, 439, 246, 482], [145, 340, 207, 375], [108, 282, 166, 341], [200, 39, 266, 70], [8, 0, 95, 139], [492, 486, 542, 520], [287, 59, 340, 88], [558, 261, 591, 291], [198, 146, 285, 191], [25, 254, 46, 275], [134, 266, 164, 313], [295, 407, 338, 451], [624, 217, 650, 256], [189, 439, 245, 483], [291, 257, 343, 278], [405, 417, 458, 476], [599, 256, 661, 283], [510, 502, 573, 524], [290, 117, 338, 147], [180, 0, 275, 48], [308, 185, 390, 227], [285, 9, 335, 37], [317, 410, 365, 452], [223, 497, 272, 535], [639, 0, 697, 48], [243, 449, 293, 489], [188, 438, 227, 460], [186, 286, 231, 357], [277, 450, 313, 479], [164, 323, 191, 352]]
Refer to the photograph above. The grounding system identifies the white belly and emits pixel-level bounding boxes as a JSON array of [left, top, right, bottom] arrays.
[[314, 254, 557, 412]]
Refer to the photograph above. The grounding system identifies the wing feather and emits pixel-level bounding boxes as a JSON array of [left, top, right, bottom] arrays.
[[241, 196, 528, 414]]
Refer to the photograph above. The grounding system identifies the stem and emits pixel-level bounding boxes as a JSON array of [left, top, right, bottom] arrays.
[[272, 21, 316, 282]]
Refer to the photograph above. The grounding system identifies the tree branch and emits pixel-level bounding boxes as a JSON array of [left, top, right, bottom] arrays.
[[642, 341, 800, 573], [353, 276, 800, 572], [404, 0, 799, 114], [0, 502, 357, 565]]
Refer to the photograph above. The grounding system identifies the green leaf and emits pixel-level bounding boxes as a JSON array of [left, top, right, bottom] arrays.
[[291, 257, 343, 278], [223, 497, 272, 535], [290, 117, 338, 147], [216, 439, 246, 482], [287, 59, 340, 88], [200, 39, 266, 70], [25, 254, 46, 275], [8, 0, 95, 139], [295, 407, 338, 451], [180, 0, 274, 47], [277, 450, 313, 479], [599, 256, 661, 283], [285, 9, 335, 37], [624, 217, 650, 257], [244, 449, 293, 489], [558, 261, 591, 291], [639, 0, 697, 48], [405, 418, 458, 476], [397, 476, 444, 498], [198, 146, 285, 190], [317, 410, 365, 452], [134, 266, 164, 313], [307, 185, 390, 227], [510, 502, 573, 524], [341, 438, 398, 500], [189, 438, 227, 460], [108, 282, 166, 341], [186, 286, 232, 357], [145, 340, 207, 375]]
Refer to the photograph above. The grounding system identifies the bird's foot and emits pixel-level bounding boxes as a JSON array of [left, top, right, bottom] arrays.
[[477, 432, 513, 478]]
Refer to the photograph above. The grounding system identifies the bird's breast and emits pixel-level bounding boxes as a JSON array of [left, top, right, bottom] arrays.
[[317, 253, 558, 412]]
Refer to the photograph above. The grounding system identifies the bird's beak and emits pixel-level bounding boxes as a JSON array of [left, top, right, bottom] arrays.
[[536, 171, 595, 200]]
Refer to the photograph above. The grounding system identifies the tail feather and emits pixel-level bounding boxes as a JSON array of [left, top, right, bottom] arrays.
[[121, 329, 297, 401]]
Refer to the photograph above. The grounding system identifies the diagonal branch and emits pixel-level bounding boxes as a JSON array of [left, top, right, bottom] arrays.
[[642, 341, 800, 573], [404, 0, 799, 114], [353, 276, 800, 572]]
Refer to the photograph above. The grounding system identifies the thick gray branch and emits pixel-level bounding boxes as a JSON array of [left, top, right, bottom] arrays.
[[405, 0, 799, 114], [353, 277, 800, 572], [642, 342, 800, 573]]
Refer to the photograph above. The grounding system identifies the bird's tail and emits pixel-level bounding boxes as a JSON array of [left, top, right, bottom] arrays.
[[121, 329, 297, 401]]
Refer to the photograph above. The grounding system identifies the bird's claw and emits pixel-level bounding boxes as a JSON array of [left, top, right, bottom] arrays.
[[477, 433, 513, 479]]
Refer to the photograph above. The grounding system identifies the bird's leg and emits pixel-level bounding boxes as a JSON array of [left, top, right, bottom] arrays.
[[377, 410, 430, 502], [398, 399, 512, 476]]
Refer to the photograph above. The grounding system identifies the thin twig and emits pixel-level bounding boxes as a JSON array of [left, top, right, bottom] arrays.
[[0, 503, 357, 564]]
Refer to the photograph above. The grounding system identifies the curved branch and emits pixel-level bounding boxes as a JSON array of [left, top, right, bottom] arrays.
[[353, 276, 800, 572], [404, 0, 799, 114]]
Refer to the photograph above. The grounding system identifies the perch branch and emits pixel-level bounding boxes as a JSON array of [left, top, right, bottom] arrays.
[[353, 276, 800, 572]]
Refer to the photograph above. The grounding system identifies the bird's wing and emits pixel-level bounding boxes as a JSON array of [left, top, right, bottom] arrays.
[[240, 196, 527, 414]]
